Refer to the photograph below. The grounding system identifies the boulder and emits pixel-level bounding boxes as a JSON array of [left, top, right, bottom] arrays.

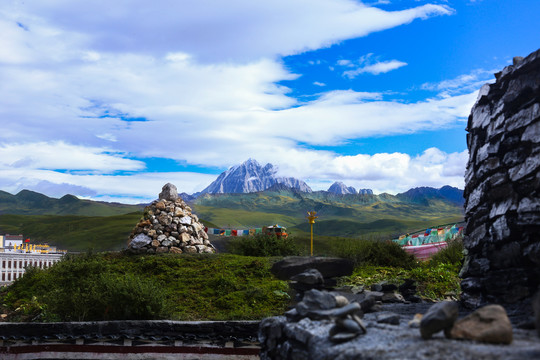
[[129, 234, 152, 249], [420, 301, 459, 339], [158, 183, 178, 201], [450, 304, 513, 344], [270, 257, 354, 280]]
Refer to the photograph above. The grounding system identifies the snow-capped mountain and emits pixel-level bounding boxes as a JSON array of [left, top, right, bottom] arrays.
[[327, 181, 373, 195], [200, 159, 312, 194], [327, 181, 357, 195]]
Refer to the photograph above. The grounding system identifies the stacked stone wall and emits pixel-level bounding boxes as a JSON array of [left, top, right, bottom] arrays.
[[461, 49, 540, 308]]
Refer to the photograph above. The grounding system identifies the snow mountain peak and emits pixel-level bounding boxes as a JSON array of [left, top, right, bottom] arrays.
[[201, 159, 312, 194]]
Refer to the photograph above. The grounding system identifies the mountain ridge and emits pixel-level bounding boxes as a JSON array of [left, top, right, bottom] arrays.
[[0, 189, 144, 216]]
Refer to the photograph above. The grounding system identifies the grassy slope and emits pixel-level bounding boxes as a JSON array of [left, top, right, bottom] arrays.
[[194, 190, 464, 239], [0, 213, 143, 252], [0, 188, 463, 252]]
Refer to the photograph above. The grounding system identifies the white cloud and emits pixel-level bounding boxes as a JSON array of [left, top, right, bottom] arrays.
[[0, 142, 144, 173], [4, 1, 452, 63], [343, 59, 408, 77], [313, 81, 326, 86], [421, 69, 496, 96], [0, 1, 471, 201], [0, 167, 217, 203], [339, 53, 407, 78], [0, 144, 467, 202], [298, 148, 468, 194]]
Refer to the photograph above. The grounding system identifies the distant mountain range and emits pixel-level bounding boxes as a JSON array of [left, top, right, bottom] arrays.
[[327, 181, 373, 195], [0, 189, 143, 216]]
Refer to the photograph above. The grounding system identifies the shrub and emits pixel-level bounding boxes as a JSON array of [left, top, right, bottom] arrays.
[[330, 238, 417, 269], [429, 236, 464, 267], [227, 234, 300, 257], [1, 252, 290, 322]]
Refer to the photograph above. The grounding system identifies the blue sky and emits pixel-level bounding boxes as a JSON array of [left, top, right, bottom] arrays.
[[0, 0, 538, 203]]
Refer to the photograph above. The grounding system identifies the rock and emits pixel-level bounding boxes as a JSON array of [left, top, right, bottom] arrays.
[[156, 246, 168, 253], [155, 201, 166, 211], [157, 234, 167, 242], [170, 246, 183, 254], [329, 331, 359, 343], [184, 245, 197, 253], [291, 268, 324, 285], [450, 304, 513, 344], [534, 290, 540, 338], [381, 283, 398, 292], [159, 183, 178, 201], [129, 234, 152, 249], [298, 289, 336, 315], [382, 292, 405, 303], [334, 295, 349, 308], [420, 301, 459, 339], [408, 313, 423, 328], [270, 257, 354, 280], [377, 312, 400, 325], [179, 216, 192, 225]]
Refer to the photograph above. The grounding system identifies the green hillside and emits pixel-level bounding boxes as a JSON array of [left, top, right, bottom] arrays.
[[0, 213, 143, 252], [0, 187, 464, 251], [193, 188, 464, 238], [0, 190, 144, 216]]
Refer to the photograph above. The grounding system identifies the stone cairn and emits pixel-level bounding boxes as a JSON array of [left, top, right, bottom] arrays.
[[461, 48, 540, 309], [127, 183, 215, 254]]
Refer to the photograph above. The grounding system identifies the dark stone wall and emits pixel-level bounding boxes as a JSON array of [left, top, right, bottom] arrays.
[[461, 49, 540, 309]]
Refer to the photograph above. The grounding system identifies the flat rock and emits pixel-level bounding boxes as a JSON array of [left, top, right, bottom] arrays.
[[450, 304, 513, 344], [291, 268, 324, 285], [129, 234, 152, 249], [271, 257, 354, 280], [376, 312, 400, 325]]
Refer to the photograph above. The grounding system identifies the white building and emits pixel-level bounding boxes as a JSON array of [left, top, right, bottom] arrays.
[[0, 234, 65, 285]]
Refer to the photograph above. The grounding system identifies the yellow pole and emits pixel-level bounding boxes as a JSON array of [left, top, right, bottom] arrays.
[[306, 211, 318, 257], [310, 222, 313, 256]]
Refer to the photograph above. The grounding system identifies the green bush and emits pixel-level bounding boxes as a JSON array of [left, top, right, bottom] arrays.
[[227, 234, 300, 257], [1, 252, 290, 322], [330, 238, 417, 269], [429, 236, 464, 267], [3, 253, 166, 321]]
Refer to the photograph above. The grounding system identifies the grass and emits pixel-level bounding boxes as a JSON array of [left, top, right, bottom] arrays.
[[0, 213, 142, 252], [0, 252, 290, 322], [340, 236, 464, 300]]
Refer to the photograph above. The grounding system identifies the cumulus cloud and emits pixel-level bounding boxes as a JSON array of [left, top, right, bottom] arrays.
[[0, 1, 472, 201], [296, 148, 468, 194]]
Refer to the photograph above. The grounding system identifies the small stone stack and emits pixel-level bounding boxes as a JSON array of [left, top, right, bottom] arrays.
[[127, 183, 215, 254]]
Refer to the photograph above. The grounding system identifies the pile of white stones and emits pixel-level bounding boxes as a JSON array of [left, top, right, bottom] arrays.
[[127, 183, 215, 254]]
